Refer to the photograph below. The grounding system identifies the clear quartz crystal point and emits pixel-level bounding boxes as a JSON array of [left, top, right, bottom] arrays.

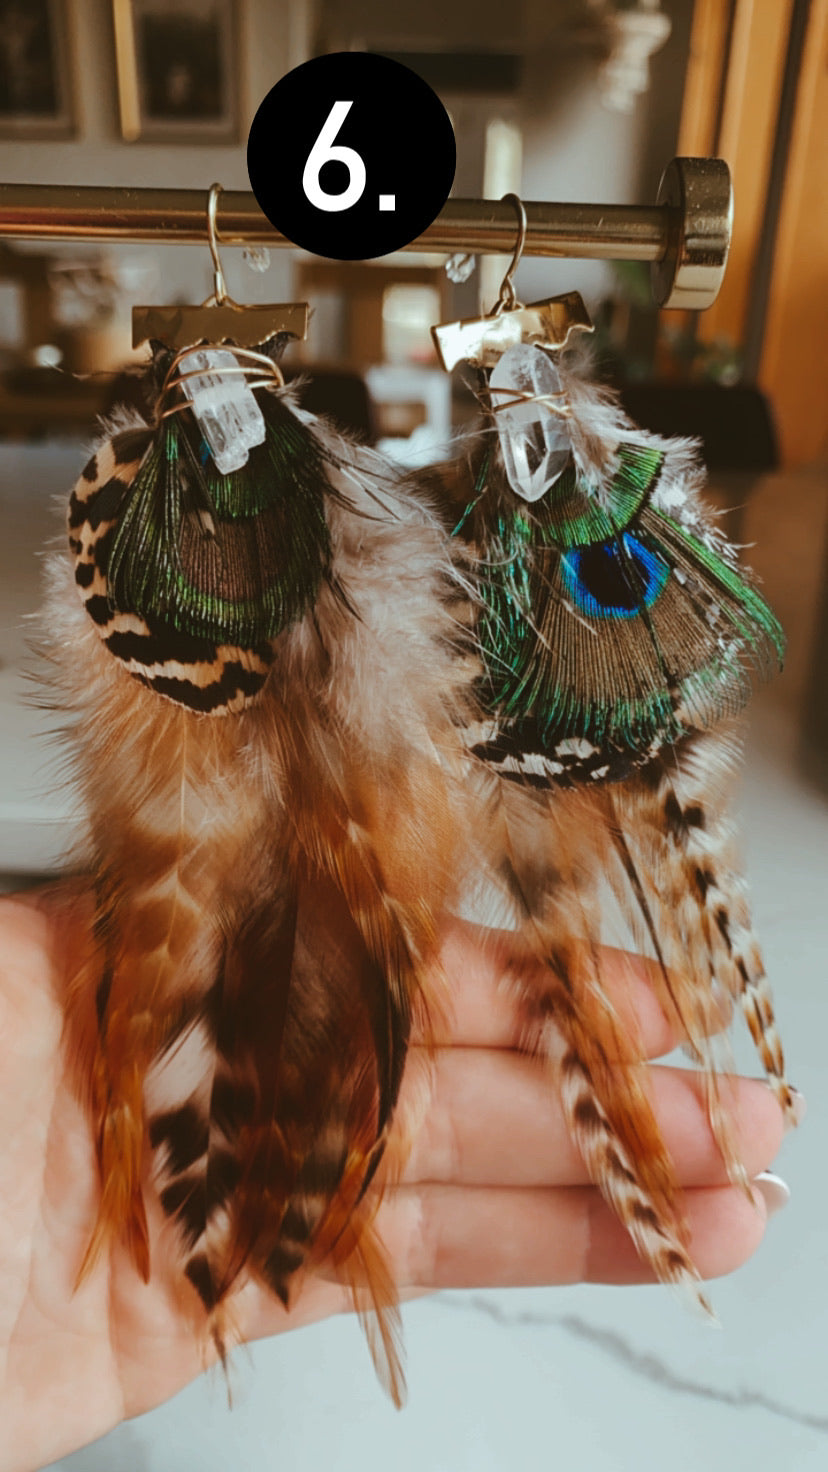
[[489, 343, 571, 502], [178, 347, 266, 475]]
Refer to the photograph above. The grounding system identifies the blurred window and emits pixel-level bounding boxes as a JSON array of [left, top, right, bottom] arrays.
[[381, 283, 441, 364]]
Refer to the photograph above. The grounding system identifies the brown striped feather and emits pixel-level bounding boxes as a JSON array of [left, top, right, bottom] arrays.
[[43, 405, 477, 1393]]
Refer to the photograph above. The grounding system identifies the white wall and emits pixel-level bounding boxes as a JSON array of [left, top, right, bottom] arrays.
[[0, 0, 313, 305], [515, 0, 695, 309], [319, 0, 522, 51]]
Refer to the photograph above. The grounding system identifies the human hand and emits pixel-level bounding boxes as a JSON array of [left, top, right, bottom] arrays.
[[0, 888, 788, 1472]]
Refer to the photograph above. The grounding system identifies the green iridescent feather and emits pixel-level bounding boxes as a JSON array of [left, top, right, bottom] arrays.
[[456, 440, 785, 754], [652, 508, 784, 653], [106, 391, 338, 647]]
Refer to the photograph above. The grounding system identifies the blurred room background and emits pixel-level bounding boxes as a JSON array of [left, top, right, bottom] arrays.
[[0, 2, 826, 1469]]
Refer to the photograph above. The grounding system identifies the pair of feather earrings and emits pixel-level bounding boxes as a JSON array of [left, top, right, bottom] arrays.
[[43, 196, 793, 1399]]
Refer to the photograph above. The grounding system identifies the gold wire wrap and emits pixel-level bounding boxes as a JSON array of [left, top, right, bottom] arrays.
[[157, 343, 285, 422], [488, 385, 573, 417]]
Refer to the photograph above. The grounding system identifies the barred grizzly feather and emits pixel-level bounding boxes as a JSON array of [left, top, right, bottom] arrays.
[[468, 760, 708, 1303], [44, 381, 474, 1397], [420, 351, 794, 1308]]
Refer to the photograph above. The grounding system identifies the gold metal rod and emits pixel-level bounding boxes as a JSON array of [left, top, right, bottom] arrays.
[[0, 184, 669, 261]]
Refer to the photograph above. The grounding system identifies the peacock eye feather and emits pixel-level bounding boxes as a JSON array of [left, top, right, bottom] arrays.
[[560, 533, 670, 620], [540, 443, 663, 550], [105, 389, 337, 648], [455, 437, 785, 766]]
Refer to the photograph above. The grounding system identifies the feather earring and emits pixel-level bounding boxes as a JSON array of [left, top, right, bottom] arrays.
[[429, 200, 794, 1308], [44, 187, 473, 1398]]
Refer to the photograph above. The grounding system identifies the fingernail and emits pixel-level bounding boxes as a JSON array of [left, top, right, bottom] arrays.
[[753, 1171, 791, 1217]]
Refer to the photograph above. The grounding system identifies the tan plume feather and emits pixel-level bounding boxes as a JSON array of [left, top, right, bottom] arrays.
[[42, 378, 475, 1390]]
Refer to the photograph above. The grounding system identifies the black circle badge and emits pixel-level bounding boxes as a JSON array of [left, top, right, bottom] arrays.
[[247, 53, 456, 261]]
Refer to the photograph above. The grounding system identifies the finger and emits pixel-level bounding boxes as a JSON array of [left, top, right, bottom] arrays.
[[242, 1266, 434, 1349], [379, 1181, 769, 1290], [423, 916, 727, 1059], [0, 896, 65, 1057], [398, 1052, 786, 1189], [0, 884, 95, 1013]]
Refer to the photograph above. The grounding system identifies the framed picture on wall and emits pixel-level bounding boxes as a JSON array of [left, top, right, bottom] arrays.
[[113, 0, 241, 143], [0, 0, 76, 138]]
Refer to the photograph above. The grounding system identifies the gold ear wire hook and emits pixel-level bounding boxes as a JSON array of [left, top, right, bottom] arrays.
[[492, 194, 527, 315], [132, 180, 310, 348], [206, 182, 228, 305]]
